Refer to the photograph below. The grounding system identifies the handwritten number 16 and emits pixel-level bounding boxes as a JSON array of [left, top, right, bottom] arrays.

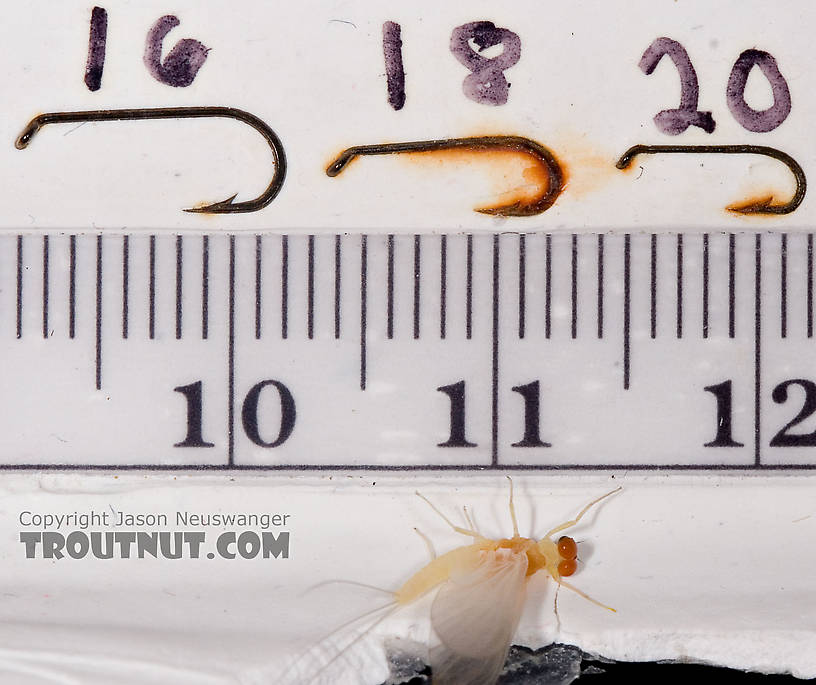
[[85, 6, 209, 91], [641, 37, 791, 134]]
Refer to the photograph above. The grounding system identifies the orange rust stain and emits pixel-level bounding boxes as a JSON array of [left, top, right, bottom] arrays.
[[402, 146, 567, 212]]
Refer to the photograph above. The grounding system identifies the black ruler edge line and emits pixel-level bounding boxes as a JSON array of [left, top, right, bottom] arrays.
[[360, 234, 368, 391], [148, 235, 156, 340], [413, 234, 421, 340], [16, 235, 22, 339], [307, 235, 315, 340], [518, 234, 526, 339], [597, 233, 604, 340], [702, 233, 709, 339], [491, 233, 500, 466], [2, 463, 812, 471], [255, 235, 262, 340], [780, 232, 787, 339], [334, 234, 342, 340], [202, 235, 209, 340], [122, 235, 129, 339], [755, 233, 762, 467], [175, 235, 183, 340], [440, 234, 447, 340], [650, 233, 657, 339], [228, 235, 236, 466], [42, 234, 49, 339], [69, 235, 76, 339], [623, 234, 631, 390], [281, 235, 288, 340], [809, 233, 814, 339], [95, 235, 103, 391]]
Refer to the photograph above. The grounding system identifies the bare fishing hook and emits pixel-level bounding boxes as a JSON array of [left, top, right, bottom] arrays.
[[616, 144, 806, 215], [326, 135, 565, 217], [15, 106, 286, 214]]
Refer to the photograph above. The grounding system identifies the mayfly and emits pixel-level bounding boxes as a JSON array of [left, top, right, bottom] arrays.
[[288, 481, 620, 685]]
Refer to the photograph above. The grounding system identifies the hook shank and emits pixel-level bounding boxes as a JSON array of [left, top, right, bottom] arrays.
[[327, 135, 565, 217], [16, 107, 286, 214], [616, 144, 806, 215]]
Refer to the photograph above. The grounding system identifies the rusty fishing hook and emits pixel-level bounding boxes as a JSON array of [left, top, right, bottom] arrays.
[[15, 107, 286, 214], [326, 136, 565, 217], [616, 144, 806, 215]]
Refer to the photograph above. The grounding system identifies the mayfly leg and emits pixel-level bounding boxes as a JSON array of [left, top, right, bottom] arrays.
[[415, 491, 482, 539], [413, 527, 437, 560], [543, 487, 622, 539], [506, 476, 520, 537]]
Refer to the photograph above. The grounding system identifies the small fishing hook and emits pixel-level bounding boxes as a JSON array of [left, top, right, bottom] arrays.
[[616, 144, 806, 215], [326, 136, 565, 217], [15, 106, 286, 214]]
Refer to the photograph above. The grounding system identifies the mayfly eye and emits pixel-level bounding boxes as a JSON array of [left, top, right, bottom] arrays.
[[557, 536, 578, 560], [558, 558, 578, 577]]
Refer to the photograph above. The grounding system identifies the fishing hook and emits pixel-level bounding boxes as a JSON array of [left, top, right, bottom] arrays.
[[326, 135, 565, 217], [616, 144, 806, 215], [15, 106, 286, 214]]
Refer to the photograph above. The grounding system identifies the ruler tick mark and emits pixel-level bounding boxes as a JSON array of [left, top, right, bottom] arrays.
[[676, 234, 683, 339], [281, 235, 288, 340], [149, 235, 156, 340], [228, 235, 236, 465], [571, 233, 578, 339], [518, 234, 526, 339], [334, 235, 341, 339], [597, 234, 604, 339], [69, 235, 76, 339], [413, 235, 421, 340], [42, 235, 49, 339], [176, 235, 183, 340], [16, 235, 22, 339], [202, 236, 209, 340], [466, 234, 473, 340], [755, 233, 762, 466], [360, 235, 368, 391], [545, 234, 552, 339], [95, 235, 102, 390], [308, 235, 315, 340], [650, 233, 657, 339], [624, 234, 631, 390], [780, 233, 787, 339], [386, 235, 395, 339], [255, 235, 262, 340], [702, 234, 709, 339], [808, 233, 814, 338], [122, 235, 129, 339], [440, 235, 447, 340], [491, 234, 500, 465], [729, 233, 736, 338]]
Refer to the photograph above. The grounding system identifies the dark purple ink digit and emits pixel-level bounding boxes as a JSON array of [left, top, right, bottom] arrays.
[[727, 49, 791, 133], [144, 15, 209, 88], [84, 6, 108, 92], [450, 21, 521, 106], [639, 37, 715, 135], [383, 21, 406, 111]]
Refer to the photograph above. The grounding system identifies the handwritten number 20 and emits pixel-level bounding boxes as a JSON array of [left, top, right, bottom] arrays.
[[641, 37, 791, 134]]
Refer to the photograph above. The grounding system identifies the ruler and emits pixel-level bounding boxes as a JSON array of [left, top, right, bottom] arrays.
[[2, 229, 814, 470]]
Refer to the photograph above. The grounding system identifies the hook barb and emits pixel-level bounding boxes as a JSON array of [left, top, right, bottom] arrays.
[[616, 144, 806, 215], [326, 135, 565, 217], [15, 107, 286, 214]]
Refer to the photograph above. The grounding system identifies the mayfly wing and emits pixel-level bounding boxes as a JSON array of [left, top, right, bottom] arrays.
[[429, 550, 529, 685]]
